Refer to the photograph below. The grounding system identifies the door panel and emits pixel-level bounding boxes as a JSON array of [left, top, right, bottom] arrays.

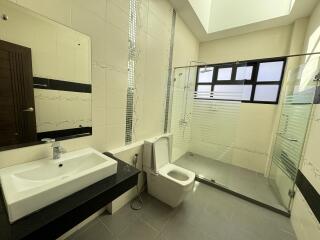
[[0, 40, 36, 146]]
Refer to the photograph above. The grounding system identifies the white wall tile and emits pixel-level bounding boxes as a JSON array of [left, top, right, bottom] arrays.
[[291, 190, 320, 240], [71, 4, 107, 66], [106, 0, 129, 33], [92, 64, 107, 109], [74, 0, 107, 20], [105, 22, 129, 71], [16, 0, 72, 26], [291, 3, 320, 239]]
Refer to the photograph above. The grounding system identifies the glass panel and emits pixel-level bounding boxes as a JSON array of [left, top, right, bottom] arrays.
[[242, 85, 252, 100], [169, 55, 319, 215], [198, 67, 214, 83], [269, 56, 319, 210], [217, 67, 232, 80], [213, 85, 244, 100], [236, 66, 253, 80], [257, 61, 284, 82], [254, 85, 279, 102], [196, 85, 211, 99], [170, 67, 197, 161]]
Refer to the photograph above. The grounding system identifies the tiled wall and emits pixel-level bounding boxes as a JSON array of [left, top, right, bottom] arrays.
[[291, 105, 320, 238], [0, 0, 91, 84], [133, 0, 180, 142], [0, 0, 131, 168], [0, 0, 93, 135], [290, 2, 320, 239], [34, 89, 92, 132], [291, 189, 320, 239], [0, 0, 199, 208]]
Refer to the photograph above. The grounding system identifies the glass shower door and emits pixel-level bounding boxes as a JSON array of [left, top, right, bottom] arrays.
[[171, 63, 246, 188], [269, 57, 319, 210], [170, 67, 197, 162]]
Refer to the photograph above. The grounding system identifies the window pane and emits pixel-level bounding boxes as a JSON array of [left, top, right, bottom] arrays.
[[242, 85, 252, 100], [257, 61, 284, 82], [196, 85, 211, 98], [198, 67, 213, 83], [217, 67, 232, 80], [236, 66, 253, 80], [254, 85, 279, 102], [213, 85, 243, 100]]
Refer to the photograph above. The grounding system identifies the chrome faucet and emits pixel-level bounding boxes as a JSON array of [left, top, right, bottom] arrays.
[[52, 141, 65, 160], [42, 138, 65, 160]]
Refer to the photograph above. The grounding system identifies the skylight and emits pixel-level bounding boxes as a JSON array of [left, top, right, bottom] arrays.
[[189, 0, 295, 33]]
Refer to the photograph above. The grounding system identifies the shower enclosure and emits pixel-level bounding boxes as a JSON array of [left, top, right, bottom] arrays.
[[169, 54, 320, 214], [269, 55, 320, 211]]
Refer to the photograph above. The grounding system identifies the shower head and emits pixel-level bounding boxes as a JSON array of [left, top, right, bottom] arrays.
[[189, 60, 212, 73]]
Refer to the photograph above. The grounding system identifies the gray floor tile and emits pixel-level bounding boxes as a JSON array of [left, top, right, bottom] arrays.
[[69, 182, 296, 240], [99, 204, 139, 236], [138, 195, 175, 231], [68, 219, 115, 240], [117, 217, 159, 240], [175, 153, 287, 212], [160, 211, 218, 240]]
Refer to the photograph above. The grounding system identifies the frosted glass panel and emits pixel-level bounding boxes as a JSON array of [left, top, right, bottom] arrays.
[[198, 67, 213, 83], [257, 61, 284, 82], [236, 66, 253, 80], [217, 67, 232, 80], [196, 85, 211, 98], [242, 85, 252, 100], [213, 85, 243, 100], [254, 85, 279, 102]]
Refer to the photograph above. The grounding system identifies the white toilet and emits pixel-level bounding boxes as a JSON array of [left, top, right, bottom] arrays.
[[143, 134, 195, 207]]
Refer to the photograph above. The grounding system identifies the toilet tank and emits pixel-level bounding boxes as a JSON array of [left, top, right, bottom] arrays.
[[143, 134, 172, 172]]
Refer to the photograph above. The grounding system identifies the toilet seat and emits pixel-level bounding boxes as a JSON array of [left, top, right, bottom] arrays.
[[158, 164, 195, 187]]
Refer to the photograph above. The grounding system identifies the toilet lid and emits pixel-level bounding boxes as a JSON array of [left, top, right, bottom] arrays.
[[153, 137, 170, 171]]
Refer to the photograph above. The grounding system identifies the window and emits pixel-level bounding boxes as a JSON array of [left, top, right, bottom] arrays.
[[236, 66, 253, 80], [195, 58, 286, 104], [198, 67, 214, 83], [257, 61, 284, 82], [217, 67, 232, 80]]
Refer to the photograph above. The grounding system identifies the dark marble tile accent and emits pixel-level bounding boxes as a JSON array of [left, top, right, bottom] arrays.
[[33, 77, 91, 93], [313, 86, 320, 104], [37, 127, 92, 141], [296, 170, 320, 223]]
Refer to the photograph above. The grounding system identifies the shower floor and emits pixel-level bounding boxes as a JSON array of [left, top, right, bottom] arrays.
[[175, 153, 287, 213]]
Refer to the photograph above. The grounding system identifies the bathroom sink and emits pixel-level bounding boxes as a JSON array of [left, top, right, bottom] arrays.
[[0, 148, 118, 223]]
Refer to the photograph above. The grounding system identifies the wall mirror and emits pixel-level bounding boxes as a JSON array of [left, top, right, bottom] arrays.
[[0, 0, 92, 151]]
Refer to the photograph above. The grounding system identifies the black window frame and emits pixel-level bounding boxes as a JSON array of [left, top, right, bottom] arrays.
[[195, 57, 287, 104]]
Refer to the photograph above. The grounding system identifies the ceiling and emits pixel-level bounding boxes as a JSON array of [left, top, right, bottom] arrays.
[[169, 0, 320, 42]]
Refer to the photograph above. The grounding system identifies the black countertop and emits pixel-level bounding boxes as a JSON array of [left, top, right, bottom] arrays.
[[0, 153, 140, 240]]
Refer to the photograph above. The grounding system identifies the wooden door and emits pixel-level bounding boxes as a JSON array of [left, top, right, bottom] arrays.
[[0, 40, 36, 147]]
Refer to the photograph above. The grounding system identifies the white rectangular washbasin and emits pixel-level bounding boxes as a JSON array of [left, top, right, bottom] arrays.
[[0, 148, 118, 223]]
